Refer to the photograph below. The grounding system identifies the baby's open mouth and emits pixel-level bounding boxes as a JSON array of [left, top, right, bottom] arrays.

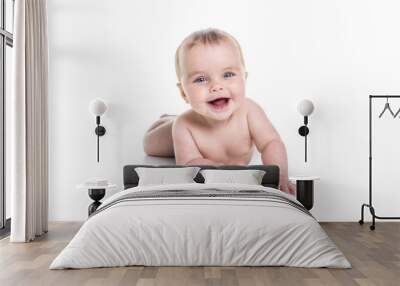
[[207, 97, 230, 111]]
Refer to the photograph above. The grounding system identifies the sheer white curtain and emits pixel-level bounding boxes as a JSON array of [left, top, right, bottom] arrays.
[[9, 0, 48, 242]]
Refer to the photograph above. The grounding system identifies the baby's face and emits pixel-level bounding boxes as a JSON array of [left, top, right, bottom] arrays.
[[178, 40, 247, 122]]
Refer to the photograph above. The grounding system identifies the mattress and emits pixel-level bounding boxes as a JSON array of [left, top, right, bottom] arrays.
[[50, 183, 351, 269]]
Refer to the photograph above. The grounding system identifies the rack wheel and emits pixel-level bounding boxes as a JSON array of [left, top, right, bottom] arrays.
[[370, 225, 375, 231], [358, 220, 364, 225]]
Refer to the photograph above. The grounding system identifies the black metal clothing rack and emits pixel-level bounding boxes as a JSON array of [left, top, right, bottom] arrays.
[[359, 95, 400, 230]]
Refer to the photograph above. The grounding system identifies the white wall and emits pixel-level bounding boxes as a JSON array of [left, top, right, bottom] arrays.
[[48, 0, 400, 221]]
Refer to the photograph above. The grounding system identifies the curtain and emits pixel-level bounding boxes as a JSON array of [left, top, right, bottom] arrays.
[[9, 0, 48, 242]]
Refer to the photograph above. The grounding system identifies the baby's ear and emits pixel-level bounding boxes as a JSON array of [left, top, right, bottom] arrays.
[[176, 83, 189, 103]]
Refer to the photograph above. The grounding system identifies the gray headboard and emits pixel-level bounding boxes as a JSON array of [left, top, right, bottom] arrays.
[[123, 165, 280, 189]]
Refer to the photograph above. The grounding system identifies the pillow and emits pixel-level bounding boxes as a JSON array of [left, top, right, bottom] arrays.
[[200, 169, 266, 185], [135, 167, 201, 186]]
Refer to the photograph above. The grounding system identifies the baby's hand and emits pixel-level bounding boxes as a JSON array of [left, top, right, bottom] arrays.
[[280, 180, 296, 196]]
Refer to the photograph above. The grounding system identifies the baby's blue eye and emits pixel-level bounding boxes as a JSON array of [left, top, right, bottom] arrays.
[[224, 71, 236, 78], [193, 76, 207, 83]]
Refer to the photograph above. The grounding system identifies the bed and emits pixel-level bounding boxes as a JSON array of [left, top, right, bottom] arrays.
[[50, 164, 351, 269]]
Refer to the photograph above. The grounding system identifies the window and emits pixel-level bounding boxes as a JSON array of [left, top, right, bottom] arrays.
[[0, 0, 14, 235]]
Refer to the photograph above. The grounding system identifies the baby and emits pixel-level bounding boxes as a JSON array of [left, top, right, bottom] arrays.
[[143, 28, 294, 194]]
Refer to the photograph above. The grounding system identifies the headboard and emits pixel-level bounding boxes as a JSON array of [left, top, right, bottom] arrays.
[[123, 165, 280, 189]]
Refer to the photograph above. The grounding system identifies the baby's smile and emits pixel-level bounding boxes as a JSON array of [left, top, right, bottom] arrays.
[[207, 97, 231, 112]]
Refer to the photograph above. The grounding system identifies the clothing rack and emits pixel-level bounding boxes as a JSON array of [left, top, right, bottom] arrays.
[[359, 95, 400, 230]]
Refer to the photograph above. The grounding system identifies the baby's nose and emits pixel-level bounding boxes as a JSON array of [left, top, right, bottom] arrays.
[[210, 84, 224, 93]]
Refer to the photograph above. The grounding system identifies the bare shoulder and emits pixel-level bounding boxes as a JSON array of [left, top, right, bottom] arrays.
[[245, 98, 276, 132], [245, 98, 280, 149], [243, 98, 264, 113], [172, 110, 196, 132], [242, 98, 268, 123]]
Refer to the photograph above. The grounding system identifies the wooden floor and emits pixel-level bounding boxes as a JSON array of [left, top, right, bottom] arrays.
[[0, 222, 399, 286]]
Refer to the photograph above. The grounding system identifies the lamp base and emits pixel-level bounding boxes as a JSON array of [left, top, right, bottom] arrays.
[[95, 126, 106, 136], [298, 126, 309, 136]]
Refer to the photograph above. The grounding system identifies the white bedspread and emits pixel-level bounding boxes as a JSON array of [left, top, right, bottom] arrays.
[[50, 183, 351, 269]]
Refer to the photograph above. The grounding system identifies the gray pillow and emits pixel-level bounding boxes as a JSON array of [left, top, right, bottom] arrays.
[[135, 167, 201, 186], [200, 169, 266, 185]]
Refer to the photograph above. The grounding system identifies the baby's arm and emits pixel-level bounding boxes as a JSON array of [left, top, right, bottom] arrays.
[[172, 116, 222, 166], [247, 99, 295, 194]]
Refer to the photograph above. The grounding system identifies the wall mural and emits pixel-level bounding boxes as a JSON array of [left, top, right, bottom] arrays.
[[142, 28, 294, 194]]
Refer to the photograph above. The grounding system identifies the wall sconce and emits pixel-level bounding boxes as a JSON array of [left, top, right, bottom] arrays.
[[297, 99, 315, 162], [89, 99, 107, 162]]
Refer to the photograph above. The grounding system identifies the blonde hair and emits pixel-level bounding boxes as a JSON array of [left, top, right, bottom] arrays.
[[175, 28, 246, 81]]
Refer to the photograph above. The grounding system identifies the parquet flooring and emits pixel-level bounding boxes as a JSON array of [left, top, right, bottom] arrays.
[[0, 222, 399, 286]]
